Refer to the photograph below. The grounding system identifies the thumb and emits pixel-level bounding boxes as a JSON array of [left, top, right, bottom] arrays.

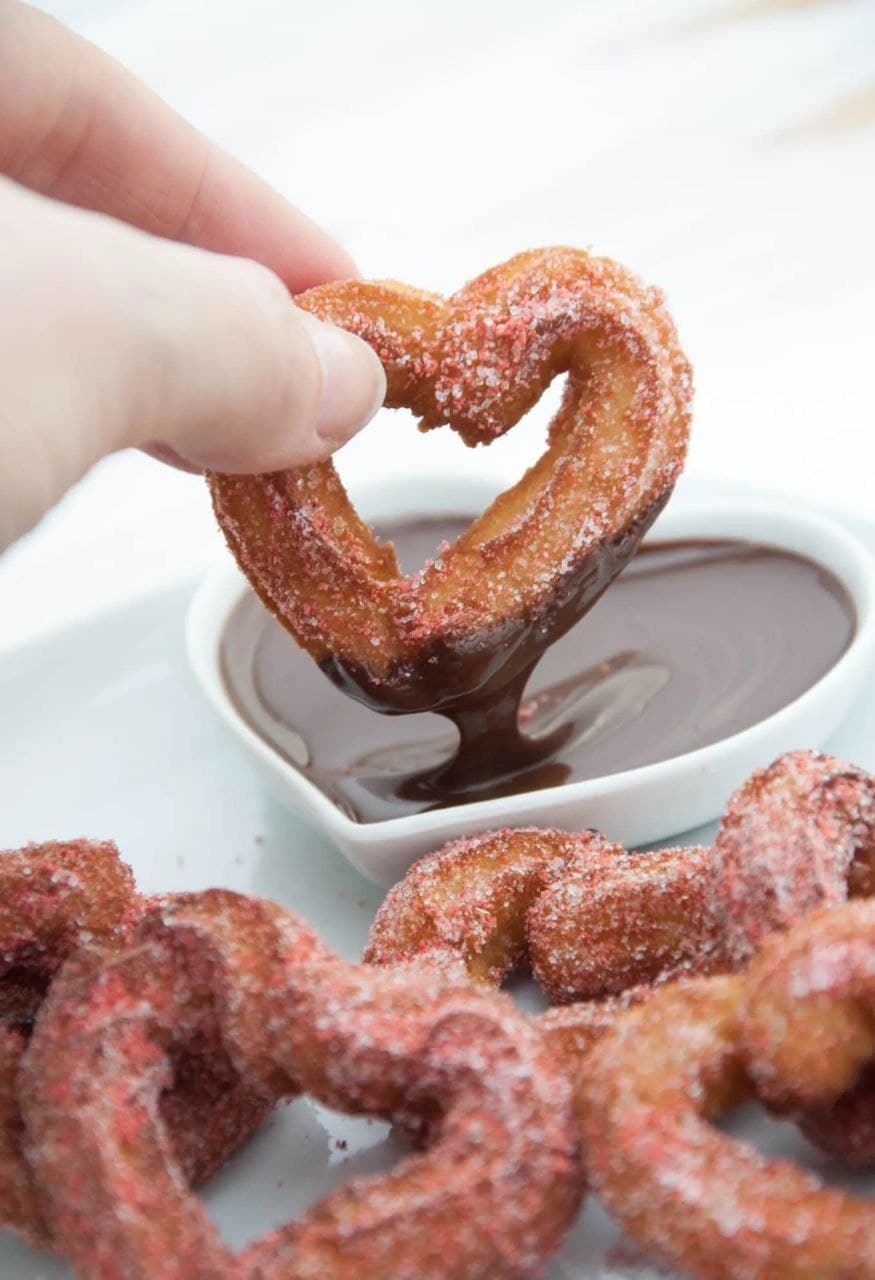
[[0, 180, 386, 550], [136, 251, 385, 474]]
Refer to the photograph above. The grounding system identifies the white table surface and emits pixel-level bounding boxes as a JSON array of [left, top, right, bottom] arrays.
[[2, 0, 874, 651]]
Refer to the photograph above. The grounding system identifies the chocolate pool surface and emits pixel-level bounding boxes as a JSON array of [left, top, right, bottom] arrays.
[[222, 515, 855, 823]]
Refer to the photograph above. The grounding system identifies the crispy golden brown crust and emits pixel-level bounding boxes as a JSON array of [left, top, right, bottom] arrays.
[[209, 247, 692, 711], [21, 889, 582, 1280], [0, 846, 287, 1255], [364, 751, 875, 1006], [580, 902, 875, 1279], [0, 839, 138, 1248], [365, 827, 625, 996]]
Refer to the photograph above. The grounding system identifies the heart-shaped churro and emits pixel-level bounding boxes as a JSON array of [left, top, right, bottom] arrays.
[[209, 248, 692, 714]]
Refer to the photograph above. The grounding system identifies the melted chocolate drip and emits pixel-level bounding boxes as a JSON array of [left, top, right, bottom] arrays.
[[317, 493, 669, 717], [221, 515, 856, 823]]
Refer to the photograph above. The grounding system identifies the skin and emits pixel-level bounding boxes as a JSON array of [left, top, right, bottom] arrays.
[[0, 1, 385, 550]]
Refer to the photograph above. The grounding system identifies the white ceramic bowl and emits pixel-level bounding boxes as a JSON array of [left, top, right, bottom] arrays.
[[187, 475, 875, 885]]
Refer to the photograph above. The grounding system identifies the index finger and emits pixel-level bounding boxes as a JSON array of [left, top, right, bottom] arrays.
[[0, 0, 355, 290]]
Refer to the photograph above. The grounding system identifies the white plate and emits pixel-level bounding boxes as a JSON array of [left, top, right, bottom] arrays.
[[188, 476, 875, 884], [1, 491, 875, 1277]]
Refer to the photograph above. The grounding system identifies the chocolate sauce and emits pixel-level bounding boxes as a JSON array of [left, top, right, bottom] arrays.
[[317, 492, 668, 718], [221, 515, 856, 824]]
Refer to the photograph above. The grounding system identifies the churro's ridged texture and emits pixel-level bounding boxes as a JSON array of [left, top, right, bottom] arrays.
[[0, 847, 287, 1256], [718, 752, 875, 954], [580, 902, 875, 1279], [366, 827, 629, 998], [22, 889, 582, 1280], [364, 825, 722, 1001], [209, 247, 692, 711], [0, 840, 139, 1247], [247, 959, 583, 1280], [740, 901, 875, 1167], [365, 751, 875, 1007]]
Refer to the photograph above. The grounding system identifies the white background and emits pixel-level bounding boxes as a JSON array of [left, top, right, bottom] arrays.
[[3, 0, 874, 649]]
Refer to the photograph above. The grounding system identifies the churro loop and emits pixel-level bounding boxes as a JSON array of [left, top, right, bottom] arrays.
[[365, 751, 875, 1004], [209, 248, 692, 713], [740, 900, 875, 1167], [0, 848, 287, 1254], [0, 839, 137, 1248], [719, 751, 875, 955], [365, 827, 625, 998], [22, 890, 582, 1280], [580, 901, 875, 1279]]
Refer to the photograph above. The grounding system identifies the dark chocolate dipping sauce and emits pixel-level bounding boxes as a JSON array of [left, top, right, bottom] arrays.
[[221, 515, 855, 824]]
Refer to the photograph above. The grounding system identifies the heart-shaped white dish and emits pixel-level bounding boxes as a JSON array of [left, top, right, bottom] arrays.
[[187, 474, 875, 886]]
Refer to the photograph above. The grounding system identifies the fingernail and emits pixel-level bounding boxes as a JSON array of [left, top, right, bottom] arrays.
[[300, 312, 386, 446]]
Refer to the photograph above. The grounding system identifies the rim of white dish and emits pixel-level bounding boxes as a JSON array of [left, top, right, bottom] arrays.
[[186, 483, 875, 848]]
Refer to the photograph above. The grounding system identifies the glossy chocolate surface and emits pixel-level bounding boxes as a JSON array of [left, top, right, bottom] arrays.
[[318, 493, 669, 716], [222, 515, 855, 823]]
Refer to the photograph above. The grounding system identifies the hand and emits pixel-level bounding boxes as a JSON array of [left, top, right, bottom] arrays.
[[0, 1, 385, 549]]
